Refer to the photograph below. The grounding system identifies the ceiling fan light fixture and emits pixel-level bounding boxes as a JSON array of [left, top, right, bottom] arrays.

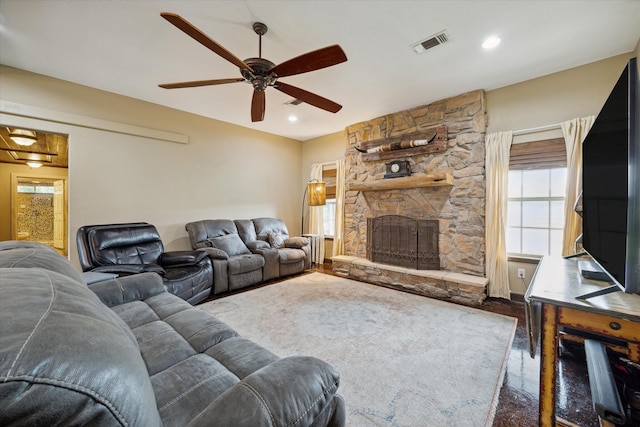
[[26, 161, 43, 168], [9, 129, 38, 146]]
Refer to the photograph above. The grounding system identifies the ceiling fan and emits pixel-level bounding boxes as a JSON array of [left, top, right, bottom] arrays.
[[159, 12, 348, 122]]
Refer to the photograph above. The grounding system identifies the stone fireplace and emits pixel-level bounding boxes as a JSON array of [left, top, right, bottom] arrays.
[[332, 90, 489, 305]]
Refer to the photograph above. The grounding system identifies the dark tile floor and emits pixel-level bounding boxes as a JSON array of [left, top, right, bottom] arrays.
[[215, 263, 639, 426]]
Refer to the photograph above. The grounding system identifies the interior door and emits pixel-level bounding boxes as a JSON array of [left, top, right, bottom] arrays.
[[53, 179, 66, 250], [10, 173, 68, 256]]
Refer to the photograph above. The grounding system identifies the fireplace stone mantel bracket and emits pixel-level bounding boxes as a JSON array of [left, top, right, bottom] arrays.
[[347, 172, 453, 192]]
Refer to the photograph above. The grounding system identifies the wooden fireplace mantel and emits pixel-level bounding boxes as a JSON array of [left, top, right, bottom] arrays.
[[347, 172, 453, 192]]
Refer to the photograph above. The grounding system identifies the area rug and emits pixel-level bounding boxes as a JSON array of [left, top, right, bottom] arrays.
[[199, 273, 517, 427]]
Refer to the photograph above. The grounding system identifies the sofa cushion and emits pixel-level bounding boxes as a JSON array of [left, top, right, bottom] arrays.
[[268, 231, 286, 248], [0, 268, 161, 426], [252, 217, 290, 242], [227, 254, 265, 275], [0, 240, 85, 284], [208, 234, 251, 257], [186, 219, 238, 249], [234, 219, 258, 243], [279, 248, 307, 264], [87, 224, 164, 266]]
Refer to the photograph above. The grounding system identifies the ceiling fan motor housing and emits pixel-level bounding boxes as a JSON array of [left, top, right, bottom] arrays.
[[241, 57, 277, 91]]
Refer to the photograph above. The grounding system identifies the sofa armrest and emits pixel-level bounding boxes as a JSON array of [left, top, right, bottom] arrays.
[[246, 240, 270, 252], [285, 236, 310, 249], [161, 250, 208, 267], [186, 356, 340, 427], [89, 272, 167, 307], [197, 247, 229, 260], [91, 264, 166, 276]]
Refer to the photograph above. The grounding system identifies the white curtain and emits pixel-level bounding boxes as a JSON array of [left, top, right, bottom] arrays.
[[308, 163, 325, 263], [332, 159, 346, 258], [560, 116, 595, 256], [485, 131, 513, 299]]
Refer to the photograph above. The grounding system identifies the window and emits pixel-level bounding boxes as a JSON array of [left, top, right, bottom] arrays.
[[507, 168, 567, 257], [506, 137, 568, 257], [17, 184, 54, 194], [323, 199, 336, 237], [321, 167, 337, 237]]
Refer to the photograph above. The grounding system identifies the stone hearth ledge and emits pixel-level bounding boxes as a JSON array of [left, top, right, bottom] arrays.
[[331, 255, 487, 306]]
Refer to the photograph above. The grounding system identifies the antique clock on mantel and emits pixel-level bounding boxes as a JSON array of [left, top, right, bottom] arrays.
[[384, 160, 411, 179]]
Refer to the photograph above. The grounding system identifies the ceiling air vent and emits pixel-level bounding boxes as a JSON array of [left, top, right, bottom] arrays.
[[411, 31, 449, 54], [285, 99, 304, 106]]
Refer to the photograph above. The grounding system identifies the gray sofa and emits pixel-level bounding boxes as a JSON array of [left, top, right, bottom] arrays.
[[0, 241, 345, 426], [186, 218, 311, 295]]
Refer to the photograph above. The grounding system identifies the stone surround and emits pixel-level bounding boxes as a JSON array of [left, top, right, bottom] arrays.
[[334, 90, 488, 302], [332, 255, 487, 306], [343, 90, 487, 276]]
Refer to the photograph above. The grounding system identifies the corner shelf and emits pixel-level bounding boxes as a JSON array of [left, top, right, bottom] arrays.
[[347, 172, 453, 192]]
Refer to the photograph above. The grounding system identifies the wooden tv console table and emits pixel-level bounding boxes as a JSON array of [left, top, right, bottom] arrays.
[[525, 256, 640, 426]]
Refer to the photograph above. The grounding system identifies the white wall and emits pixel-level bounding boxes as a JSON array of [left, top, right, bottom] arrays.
[[1, 65, 303, 269]]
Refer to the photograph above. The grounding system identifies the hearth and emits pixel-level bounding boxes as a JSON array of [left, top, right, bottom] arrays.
[[366, 215, 439, 270]]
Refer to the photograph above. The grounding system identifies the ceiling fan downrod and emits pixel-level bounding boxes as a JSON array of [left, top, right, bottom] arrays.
[[253, 22, 268, 59]]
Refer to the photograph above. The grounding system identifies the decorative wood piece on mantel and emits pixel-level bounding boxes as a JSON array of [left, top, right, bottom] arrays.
[[358, 125, 447, 162], [348, 172, 453, 192]]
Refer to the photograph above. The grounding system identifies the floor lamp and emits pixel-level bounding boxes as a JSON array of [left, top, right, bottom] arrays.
[[301, 179, 326, 235]]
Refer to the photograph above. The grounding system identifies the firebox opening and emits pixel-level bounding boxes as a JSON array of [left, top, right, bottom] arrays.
[[366, 215, 440, 270]]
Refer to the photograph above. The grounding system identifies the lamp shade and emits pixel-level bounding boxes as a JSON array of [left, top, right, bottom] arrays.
[[307, 181, 326, 206]]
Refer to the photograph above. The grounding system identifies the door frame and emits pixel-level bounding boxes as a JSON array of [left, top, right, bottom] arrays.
[[11, 172, 68, 255]]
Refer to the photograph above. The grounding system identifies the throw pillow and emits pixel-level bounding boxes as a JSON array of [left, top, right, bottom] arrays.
[[207, 234, 251, 257], [267, 231, 286, 249]]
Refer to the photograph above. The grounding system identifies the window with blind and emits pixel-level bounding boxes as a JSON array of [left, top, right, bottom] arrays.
[[322, 167, 337, 237], [507, 138, 568, 257]]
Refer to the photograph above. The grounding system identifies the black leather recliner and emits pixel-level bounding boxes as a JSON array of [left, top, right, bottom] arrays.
[[76, 222, 213, 305]]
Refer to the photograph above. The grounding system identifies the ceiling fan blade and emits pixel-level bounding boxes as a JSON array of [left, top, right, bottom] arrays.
[[275, 82, 342, 113], [159, 78, 245, 89], [251, 90, 266, 122], [270, 45, 347, 78], [161, 12, 253, 72]]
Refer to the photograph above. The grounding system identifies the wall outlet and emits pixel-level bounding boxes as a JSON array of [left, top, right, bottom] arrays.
[[517, 268, 526, 279]]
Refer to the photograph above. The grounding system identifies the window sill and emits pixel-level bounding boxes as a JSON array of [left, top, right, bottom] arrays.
[[508, 255, 541, 264]]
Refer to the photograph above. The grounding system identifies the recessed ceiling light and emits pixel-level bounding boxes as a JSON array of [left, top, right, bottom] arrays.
[[288, 115, 298, 122], [482, 36, 501, 49]]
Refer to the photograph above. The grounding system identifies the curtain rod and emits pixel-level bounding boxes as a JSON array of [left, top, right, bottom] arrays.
[[512, 122, 561, 136]]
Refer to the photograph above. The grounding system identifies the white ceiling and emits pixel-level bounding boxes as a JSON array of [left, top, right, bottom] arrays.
[[1, 1, 639, 141]]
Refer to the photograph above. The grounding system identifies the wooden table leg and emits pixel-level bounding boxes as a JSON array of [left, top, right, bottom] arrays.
[[539, 304, 558, 426], [628, 342, 640, 363]]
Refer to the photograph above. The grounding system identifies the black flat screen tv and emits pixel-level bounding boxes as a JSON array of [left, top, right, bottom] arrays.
[[581, 56, 640, 297]]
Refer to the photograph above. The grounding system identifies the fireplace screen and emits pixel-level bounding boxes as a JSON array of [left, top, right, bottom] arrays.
[[367, 215, 439, 270]]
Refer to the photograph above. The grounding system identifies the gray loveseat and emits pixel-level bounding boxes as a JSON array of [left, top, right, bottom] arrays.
[[186, 218, 311, 295], [0, 241, 345, 426]]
